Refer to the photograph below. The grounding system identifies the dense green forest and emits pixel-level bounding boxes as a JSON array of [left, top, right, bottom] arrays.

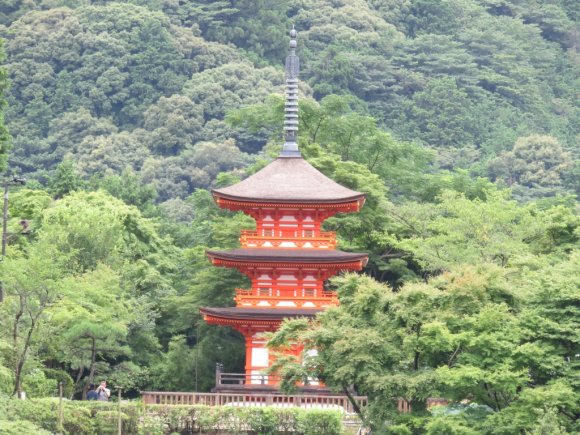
[[0, 0, 578, 433]]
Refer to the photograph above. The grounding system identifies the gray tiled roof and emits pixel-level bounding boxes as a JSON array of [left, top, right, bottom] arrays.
[[212, 158, 364, 204], [207, 248, 368, 263], [200, 307, 322, 320]]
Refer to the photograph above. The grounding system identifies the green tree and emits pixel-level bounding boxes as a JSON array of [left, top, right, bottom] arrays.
[[0, 39, 10, 173], [47, 159, 84, 199], [94, 167, 157, 213], [0, 243, 65, 397], [487, 135, 574, 200], [155, 189, 252, 390], [268, 268, 520, 428], [143, 94, 204, 156], [398, 77, 479, 148], [50, 266, 134, 398], [269, 259, 579, 432], [386, 190, 561, 271]]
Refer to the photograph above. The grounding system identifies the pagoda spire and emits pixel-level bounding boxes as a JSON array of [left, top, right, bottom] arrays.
[[280, 26, 301, 158]]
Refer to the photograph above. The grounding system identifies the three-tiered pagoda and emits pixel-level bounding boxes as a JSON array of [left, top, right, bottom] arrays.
[[200, 28, 368, 388]]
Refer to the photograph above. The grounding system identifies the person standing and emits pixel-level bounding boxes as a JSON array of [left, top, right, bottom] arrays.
[[86, 384, 98, 400], [96, 380, 110, 401]]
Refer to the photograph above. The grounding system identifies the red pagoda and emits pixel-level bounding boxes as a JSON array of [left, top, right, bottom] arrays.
[[200, 28, 368, 389]]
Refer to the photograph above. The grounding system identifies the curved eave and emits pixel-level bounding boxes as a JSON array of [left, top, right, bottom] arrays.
[[212, 190, 366, 206], [200, 307, 322, 326], [211, 157, 365, 208], [206, 248, 369, 268]]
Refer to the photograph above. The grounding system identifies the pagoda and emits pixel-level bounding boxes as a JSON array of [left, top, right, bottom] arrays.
[[200, 28, 368, 389]]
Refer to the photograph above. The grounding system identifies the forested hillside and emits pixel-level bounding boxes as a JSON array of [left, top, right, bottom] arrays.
[[0, 0, 577, 200], [0, 1, 578, 433]]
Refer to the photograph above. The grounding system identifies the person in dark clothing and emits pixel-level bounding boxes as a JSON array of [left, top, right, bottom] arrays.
[[86, 384, 98, 400]]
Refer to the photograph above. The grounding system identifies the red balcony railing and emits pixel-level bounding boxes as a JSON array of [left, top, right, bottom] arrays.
[[234, 288, 339, 308], [240, 230, 337, 249]]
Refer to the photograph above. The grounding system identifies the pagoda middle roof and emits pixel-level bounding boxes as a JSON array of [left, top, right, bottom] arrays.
[[200, 307, 322, 321], [207, 248, 368, 264], [212, 157, 365, 204]]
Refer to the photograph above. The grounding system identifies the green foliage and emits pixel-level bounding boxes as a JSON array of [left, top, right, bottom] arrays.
[[246, 406, 279, 435], [425, 416, 479, 435], [387, 190, 569, 271], [1, 0, 576, 202], [0, 419, 51, 435], [0, 188, 178, 397], [269, 253, 579, 432], [48, 159, 85, 199], [0, 398, 344, 434], [22, 369, 57, 399], [0, 241, 66, 396], [0, 2, 578, 434], [296, 408, 344, 435], [485, 381, 578, 434], [0, 398, 138, 434], [0, 39, 10, 173], [399, 77, 479, 149], [487, 135, 574, 200], [94, 167, 157, 213]]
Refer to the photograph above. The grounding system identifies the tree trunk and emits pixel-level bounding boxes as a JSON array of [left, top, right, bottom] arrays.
[[342, 386, 368, 428], [10, 294, 25, 397], [82, 336, 97, 400], [13, 315, 37, 397], [71, 366, 84, 400]]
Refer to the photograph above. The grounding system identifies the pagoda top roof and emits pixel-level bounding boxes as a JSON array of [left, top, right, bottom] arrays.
[[200, 307, 322, 321], [212, 157, 365, 204], [207, 248, 368, 264]]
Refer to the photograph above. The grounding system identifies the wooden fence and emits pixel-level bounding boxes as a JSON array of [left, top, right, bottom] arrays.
[[141, 391, 367, 414]]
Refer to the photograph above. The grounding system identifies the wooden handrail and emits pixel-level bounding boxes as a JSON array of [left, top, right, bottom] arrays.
[[241, 230, 336, 238], [141, 391, 442, 416], [235, 288, 336, 297], [240, 230, 337, 248], [218, 372, 281, 385], [140, 390, 368, 414], [234, 288, 339, 308]]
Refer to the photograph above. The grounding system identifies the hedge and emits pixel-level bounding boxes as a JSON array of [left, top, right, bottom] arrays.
[[0, 398, 345, 434]]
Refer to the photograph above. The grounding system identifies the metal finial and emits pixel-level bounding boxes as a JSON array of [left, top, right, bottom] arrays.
[[280, 26, 301, 158]]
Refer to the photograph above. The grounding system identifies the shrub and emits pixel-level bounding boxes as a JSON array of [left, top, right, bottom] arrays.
[[425, 416, 480, 435], [246, 407, 279, 435], [0, 419, 52, 435], [194, 405, 221, 432], [296, 408, 343, 435], [385, 424, 413, 435], [0, 397, 346, 434], [22, 369, 58, 398], [43, 368, 75, 398], [275, 408, 301, 432]]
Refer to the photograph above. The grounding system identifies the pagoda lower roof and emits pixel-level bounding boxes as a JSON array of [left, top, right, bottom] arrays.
[[200, 307, 322, 321], [212, 157, 365, 204], [207, 248, 368, 264]]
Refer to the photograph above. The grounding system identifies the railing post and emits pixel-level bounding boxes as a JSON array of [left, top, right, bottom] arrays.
[[215, 363, 224, 387], [58, 382, 63, 433]]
